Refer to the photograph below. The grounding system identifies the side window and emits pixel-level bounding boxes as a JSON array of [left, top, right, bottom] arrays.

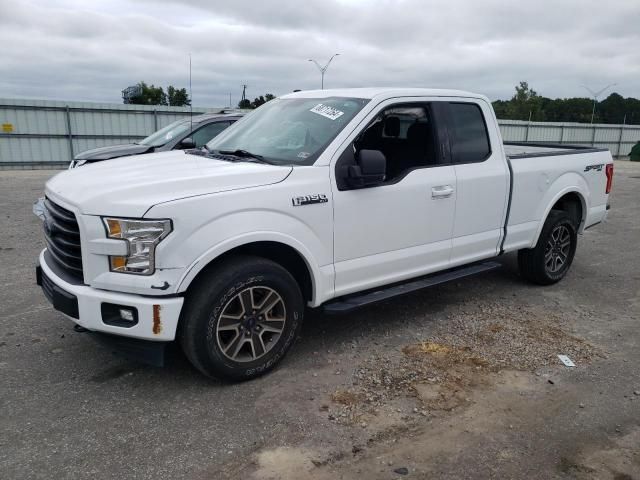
[[353, 103, 439, 182], [190, 121, 232, 148], [448, 103, 490, 163]]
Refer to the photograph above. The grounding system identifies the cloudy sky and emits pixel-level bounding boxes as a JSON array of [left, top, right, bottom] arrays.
[[1, 0, 639, 107]]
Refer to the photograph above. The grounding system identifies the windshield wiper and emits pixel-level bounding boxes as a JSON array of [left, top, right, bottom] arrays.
[[217, 149, 275, 165]]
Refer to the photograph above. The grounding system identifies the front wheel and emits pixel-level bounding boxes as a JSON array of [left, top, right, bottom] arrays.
[[518, 210, 578, 285], [179, 256, 304, 380]]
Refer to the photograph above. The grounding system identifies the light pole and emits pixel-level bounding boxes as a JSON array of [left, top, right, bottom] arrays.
[[308, 54, 340, 89], [581, 83, 617, 124]]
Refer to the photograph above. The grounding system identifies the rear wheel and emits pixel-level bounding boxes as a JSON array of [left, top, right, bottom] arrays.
[[179, 256, 304, 380], [518, 210, 578, 285]]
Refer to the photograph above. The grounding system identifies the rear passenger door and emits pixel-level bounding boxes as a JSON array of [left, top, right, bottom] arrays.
[[446, 101, 509, 266]]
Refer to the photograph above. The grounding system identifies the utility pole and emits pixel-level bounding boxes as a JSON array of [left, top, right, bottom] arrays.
[[581, 83, 617, 124], [241, 84, 248, 102], [189, 53, 193, 133], [308, 54, 340, 89]]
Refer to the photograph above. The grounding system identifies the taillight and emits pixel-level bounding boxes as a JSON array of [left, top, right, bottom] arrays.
[[605, 163, 614, 194]]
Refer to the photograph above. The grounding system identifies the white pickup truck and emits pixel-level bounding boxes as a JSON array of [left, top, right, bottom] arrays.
[[37, 88, 613, 380]]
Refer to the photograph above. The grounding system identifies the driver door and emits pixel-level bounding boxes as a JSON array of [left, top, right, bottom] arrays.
[[331, 100, 456, 297]]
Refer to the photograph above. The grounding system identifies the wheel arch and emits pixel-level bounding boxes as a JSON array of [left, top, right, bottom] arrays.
[[531, 186, 587, 248], [177, 234, 323, 305]]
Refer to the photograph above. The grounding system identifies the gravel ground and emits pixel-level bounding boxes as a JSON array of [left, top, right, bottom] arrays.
[[1, 161, 639, 479]]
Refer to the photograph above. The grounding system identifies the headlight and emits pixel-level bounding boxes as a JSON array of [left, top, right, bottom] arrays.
[[103, 218, 172, 275]]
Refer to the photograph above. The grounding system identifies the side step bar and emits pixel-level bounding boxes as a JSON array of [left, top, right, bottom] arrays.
[[323, 261, 502, 314]]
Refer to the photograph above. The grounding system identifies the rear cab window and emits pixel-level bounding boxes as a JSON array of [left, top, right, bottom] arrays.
[[448, 102, 491, 163]]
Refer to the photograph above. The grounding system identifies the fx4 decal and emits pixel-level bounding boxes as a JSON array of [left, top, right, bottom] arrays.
[[584, 164, 604, 172], [291, 194, 329, 206]]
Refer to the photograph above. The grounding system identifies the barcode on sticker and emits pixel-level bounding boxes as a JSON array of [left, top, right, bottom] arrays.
[[558, 355, 575, 367], [310, 104, 344, 120]]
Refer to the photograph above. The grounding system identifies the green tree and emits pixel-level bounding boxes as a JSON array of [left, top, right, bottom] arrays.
[[491, 82, 640, 124], [124, 82, 191, 106], [238, 93, 276, 109], [506, 81, 545, 121], [598, 93, 626, 124], [251, 96, 266, 108], [126, 82, 167, 105], [167, 86, 191, 106]]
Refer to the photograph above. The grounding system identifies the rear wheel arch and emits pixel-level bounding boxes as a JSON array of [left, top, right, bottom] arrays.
[[532, 189, 587, 247], [550, 191, 585, 230]]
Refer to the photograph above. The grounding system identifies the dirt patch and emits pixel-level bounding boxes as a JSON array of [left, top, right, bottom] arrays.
[[244, 369, 562, 479], [330, 389, 362, 406], [236, 301, 620, 479], [323, 302, 599, 426], [557, 428, 640, 479]]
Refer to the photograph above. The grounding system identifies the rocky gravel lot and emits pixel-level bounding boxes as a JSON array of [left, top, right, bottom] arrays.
[[1, 161, 639, 479]]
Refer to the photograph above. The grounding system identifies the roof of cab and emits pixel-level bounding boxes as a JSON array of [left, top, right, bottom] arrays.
[[281, 87, 487, 102]]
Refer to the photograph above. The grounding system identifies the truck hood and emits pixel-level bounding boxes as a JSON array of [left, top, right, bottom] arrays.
[[46, 150, 293, 217], [74, 143, 153, 161]]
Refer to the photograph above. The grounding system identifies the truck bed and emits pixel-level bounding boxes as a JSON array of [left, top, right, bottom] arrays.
[[504, 142, 608, 159], [501, 142, 612, 254]]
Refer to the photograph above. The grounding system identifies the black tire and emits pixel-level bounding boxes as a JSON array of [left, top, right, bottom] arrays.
[[518, 210, 578, 285], [179, 255, 304, 381]]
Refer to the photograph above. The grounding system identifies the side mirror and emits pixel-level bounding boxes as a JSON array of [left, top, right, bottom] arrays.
[[178, 137, 196, 149], [347, 149, 386, 188]]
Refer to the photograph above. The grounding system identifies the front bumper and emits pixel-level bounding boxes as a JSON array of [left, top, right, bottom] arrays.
[[37, 249, 184, 341]]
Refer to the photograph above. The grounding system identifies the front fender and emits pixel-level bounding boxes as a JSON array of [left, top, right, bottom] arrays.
[[171, 209, 334, 306]]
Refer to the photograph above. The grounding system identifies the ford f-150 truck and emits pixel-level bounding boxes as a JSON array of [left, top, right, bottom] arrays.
[[36, 88, 614, 380]]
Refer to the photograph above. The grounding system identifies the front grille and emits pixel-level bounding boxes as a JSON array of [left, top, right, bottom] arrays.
[[43, 197, 83, 281]]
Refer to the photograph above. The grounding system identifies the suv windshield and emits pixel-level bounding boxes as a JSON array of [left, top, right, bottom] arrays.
[[140, 119, 191, 147], [206, 97, 369, 165]]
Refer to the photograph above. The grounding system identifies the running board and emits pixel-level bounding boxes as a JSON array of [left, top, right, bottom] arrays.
[[323, 261, 502, 314]]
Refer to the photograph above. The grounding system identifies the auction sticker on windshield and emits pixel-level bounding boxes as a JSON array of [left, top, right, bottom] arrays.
[[310, 104, 344, 120]]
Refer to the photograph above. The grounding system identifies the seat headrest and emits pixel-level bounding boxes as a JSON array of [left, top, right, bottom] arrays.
[[383, 116, 400, 137]]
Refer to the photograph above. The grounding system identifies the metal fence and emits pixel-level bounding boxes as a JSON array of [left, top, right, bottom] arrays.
[[0, 98, 223, 169], [497, 119, 639, 158], [1, 98, 639, 169]]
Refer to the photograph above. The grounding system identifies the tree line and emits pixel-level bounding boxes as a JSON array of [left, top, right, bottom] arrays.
[[123, 80, 640, 124], [123, 81, 191, 106], [122, 81, 275, 109], [493, 82, 640, 124], [237, 94, 276, 109]]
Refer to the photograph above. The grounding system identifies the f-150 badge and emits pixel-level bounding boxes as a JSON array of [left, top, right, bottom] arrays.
[[291, 194, 329, 206]]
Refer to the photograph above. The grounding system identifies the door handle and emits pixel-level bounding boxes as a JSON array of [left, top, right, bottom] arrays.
[[431, 185, 454, 198]]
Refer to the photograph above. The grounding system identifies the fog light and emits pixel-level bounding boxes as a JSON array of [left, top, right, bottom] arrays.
[[101, 303, 139, 328]]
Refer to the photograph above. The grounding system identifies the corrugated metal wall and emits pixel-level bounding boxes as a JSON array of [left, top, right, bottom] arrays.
[[1, 98, 639, 169], [498, 120, 639, 157], [0, 98, 222, 168]]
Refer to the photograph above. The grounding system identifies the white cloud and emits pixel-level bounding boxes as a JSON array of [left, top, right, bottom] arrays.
[[0, 0, 638, 106]]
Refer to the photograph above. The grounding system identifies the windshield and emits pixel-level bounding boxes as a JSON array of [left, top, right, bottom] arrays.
[[206, 97, 369, 165], [140, 119, 191, 147]]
